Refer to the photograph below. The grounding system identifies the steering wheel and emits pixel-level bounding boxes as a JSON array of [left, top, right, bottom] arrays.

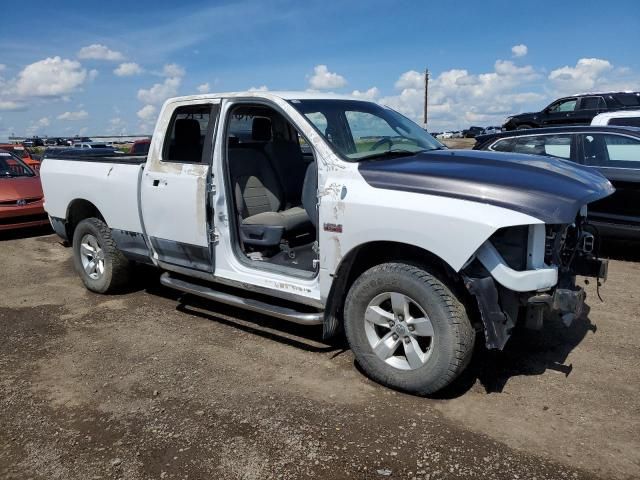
[[368, 137, 393, 151]]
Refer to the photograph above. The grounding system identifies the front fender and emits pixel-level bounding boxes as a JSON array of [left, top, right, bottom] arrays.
[[318, 172, 543, 300]]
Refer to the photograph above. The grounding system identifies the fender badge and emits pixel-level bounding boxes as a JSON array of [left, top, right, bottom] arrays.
[[323, 223, 343, 233], [16, 199, 27, 206]]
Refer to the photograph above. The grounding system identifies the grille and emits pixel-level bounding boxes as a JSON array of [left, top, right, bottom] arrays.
[[0, 197, 43, 206], [0, 213, 48, 226]]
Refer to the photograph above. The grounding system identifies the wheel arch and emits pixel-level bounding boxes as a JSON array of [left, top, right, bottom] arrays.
[[322, 240, 478, 339], [65, 198, 105, 241]]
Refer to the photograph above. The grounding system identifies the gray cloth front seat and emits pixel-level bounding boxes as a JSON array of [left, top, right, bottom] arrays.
[[264, 140, 307, 206], [228, 147, 312, 247], [301, 161, 318, 229]]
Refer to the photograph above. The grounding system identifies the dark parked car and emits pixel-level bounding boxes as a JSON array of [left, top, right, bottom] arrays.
[[503, 91, 640, 131], [474, 125, 640, 240], [462, 126, 484, 138], [22, 137, 45, 147]]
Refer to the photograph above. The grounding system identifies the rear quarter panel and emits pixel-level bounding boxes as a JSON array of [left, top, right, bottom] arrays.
[[40, 158, 144, 233]]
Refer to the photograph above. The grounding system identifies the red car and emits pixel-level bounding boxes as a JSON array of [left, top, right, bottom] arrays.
[[129, 138, 151, 155], [0, 144, 41, 173], [0, 150, 49, 231]]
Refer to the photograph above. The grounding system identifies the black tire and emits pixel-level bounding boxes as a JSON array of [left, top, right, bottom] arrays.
[[72, 218, 131, 293], [344, 263, 475, 395]]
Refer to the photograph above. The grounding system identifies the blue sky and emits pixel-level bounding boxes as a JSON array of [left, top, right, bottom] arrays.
[[1, 0, 639, 139]]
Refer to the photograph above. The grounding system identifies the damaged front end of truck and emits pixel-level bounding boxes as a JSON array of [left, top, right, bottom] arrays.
[[463, 215, 609, 350]]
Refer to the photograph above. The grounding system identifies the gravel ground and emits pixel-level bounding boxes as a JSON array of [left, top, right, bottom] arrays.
[[1, 228, 639, 480]]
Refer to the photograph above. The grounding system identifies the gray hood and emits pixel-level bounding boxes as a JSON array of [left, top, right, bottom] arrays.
[[358, 149, 615, 223]]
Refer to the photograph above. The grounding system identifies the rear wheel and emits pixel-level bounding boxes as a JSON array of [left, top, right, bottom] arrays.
[[516, 124, 533, 130], [344, 263, 475, 395], [72, 218, 131, 293]]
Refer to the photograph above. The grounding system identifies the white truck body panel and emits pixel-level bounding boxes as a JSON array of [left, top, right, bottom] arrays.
[[41, 159, 144, 234]]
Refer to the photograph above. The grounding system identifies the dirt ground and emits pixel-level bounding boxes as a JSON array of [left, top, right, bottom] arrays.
[[440, 138, 477, 149], [1, 228, 639, 480]]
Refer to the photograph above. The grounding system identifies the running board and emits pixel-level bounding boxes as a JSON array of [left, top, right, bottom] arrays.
[[160, 273, 324, 325]]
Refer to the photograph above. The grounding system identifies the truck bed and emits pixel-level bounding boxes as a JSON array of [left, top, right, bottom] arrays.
[[40, 155, 146, 234]]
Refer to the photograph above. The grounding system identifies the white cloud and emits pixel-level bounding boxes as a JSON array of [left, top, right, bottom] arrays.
[[114, 62, 143, 76], [137, 105, 157, 133], [16, 57, 87, 97], [57, 110, 89, 121], [108, 117, 127, 135], [196, 82, 210, 93], [511, 44, 528, 58], [395, 70, 424, 90], [248, 85, 269, 92], [548, 58, 614, 95], [137, 104, 157, 121], [26, 117, 50, 135], [162, 63, 185, 77], [77, 44, 124, 61], [0, 64, 5, 72], [494, 60, 535, 77], [379, 59, 542, 130], [137, 77, 181, 105], [0, 100, 27, 111], [88, 69, 99, 81], [308, 65, 347, 90], [351, 87, 380, 100]]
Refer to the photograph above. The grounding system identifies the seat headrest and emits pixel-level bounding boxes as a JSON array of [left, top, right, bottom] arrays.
[[175, 119, 201, 145], [252, 117, 272, 142]]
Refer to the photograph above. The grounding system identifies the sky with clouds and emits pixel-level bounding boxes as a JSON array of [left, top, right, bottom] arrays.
[[0, 0, 639, 139]]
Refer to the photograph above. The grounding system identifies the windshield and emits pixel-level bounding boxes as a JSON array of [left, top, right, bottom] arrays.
[[0, 151, 35, 177], [288, 99, 443, 161]]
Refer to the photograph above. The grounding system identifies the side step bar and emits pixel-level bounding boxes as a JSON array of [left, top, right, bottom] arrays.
[[160, 273, 324, 326]]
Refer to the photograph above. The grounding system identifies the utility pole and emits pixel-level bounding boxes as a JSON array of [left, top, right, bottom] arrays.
[[423, 68, 430, 130]]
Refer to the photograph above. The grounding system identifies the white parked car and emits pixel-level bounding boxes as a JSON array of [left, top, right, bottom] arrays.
[[482, 126, 502, 135], [74, 142, 111, 149], [40, 91, 611, 395], [591, 110, 640, 127], [437, 131, 454, 139]]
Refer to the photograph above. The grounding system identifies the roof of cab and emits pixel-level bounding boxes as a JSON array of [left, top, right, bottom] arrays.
[[166, 90, 362, 103]]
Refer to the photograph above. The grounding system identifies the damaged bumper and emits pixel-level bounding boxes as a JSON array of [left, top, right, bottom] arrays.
[[463, 224, 608, 350]]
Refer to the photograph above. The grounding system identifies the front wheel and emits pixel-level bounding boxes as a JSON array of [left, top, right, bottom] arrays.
[[344, 263, 475, 395], [72, 218, 131, 293]]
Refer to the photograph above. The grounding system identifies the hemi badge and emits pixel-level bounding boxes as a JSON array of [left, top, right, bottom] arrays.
[[323, 223, 343, 233]]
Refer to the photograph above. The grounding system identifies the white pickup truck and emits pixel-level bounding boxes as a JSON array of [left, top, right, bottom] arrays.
[[41, 91, 612, 394]]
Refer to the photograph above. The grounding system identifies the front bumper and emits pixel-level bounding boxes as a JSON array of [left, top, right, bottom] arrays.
[[465, 255, 608, 350], [0, 202, 49, 231]]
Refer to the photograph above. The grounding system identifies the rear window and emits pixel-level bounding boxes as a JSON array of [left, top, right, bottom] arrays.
[[609, 117, 640, 127], [613, 93, 640, 107], [163, 104, 217, 163]]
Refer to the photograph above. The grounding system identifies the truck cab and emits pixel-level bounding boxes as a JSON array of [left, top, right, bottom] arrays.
[[41, 91, 612, 395]]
